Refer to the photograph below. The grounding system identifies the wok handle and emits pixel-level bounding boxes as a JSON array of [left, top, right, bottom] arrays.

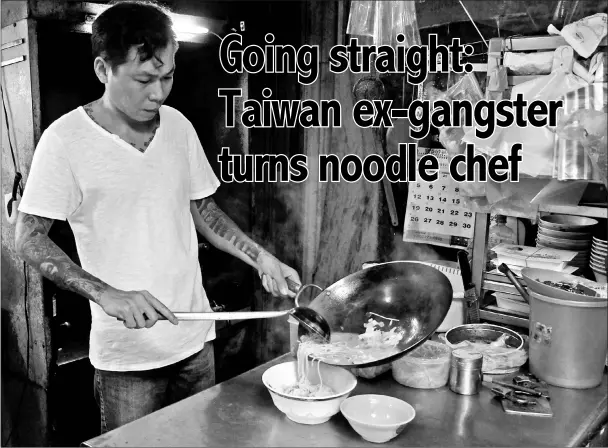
[[498, 263, 530, 303], [158, 310, 292, 321], [285, 276, 301, 293]]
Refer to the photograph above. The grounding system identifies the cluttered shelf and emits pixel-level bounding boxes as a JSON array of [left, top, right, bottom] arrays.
[[460, 24, 608, 328]]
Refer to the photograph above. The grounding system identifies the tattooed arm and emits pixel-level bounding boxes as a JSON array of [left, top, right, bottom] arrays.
[[190, 198, 301, 297], [15, 212, 177, 328]]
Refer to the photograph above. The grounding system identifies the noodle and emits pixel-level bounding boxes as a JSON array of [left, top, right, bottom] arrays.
[[281, 317, 405, 397], [282, 338, 334, 398]]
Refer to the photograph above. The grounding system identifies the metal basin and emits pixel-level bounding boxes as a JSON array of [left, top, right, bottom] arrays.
[[306, 261, 453, 368], [445, 323, 524, 350]]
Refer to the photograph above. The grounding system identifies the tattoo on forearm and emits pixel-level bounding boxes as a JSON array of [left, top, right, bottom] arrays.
[[194, 198, 262, 262], [15, 213, 108, 304]]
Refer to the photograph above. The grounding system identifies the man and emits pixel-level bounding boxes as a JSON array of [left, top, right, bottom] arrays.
[[15, 0, 301, 433]]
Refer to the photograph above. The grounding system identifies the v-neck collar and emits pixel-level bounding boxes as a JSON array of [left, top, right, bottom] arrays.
[[78, 106, 162, 156]]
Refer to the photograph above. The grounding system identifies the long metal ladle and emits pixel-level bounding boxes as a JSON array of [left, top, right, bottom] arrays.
[[159, 278, 331, 342]]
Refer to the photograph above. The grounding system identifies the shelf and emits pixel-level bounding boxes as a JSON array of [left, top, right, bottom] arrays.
[[539, 204, 607, 219], [483, 270, 527, 286], [484, 304, 529, 319], [479, 308, 529, 329]]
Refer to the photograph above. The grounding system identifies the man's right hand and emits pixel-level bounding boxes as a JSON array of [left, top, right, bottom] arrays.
[[99, 287, 179, 329]]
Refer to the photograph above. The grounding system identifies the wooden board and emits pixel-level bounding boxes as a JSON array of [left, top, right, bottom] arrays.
[[1, 18, 51, 446]]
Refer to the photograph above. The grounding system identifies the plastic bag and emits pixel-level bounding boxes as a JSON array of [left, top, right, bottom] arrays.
[[553, 83, 608, 185], [347, 1, 421, 48], [346, 1, 375, 37], [463, 70, 589, 178], [375, 1, 420, 48]]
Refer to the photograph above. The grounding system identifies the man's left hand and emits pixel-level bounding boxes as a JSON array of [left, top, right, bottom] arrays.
[[257, 251, 301, 298]]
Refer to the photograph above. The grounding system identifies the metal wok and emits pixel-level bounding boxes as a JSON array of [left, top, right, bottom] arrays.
[[299, 261, 453, 368]]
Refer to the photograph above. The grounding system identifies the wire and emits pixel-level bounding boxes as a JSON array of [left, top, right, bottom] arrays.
[[1, 84, 24, 196], [458, 0, 489, 48]]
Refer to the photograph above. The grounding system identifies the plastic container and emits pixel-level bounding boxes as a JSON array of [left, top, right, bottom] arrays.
[[488, 215, 517, 252], [392, 340, 452, 389], [528, 290, 608, 389]]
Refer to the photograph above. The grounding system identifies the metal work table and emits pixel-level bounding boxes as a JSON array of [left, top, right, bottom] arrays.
[[83, 353, 607, 447]]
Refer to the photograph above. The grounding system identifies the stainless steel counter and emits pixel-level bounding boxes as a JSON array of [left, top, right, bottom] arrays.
[[83, 354, 608, 447]]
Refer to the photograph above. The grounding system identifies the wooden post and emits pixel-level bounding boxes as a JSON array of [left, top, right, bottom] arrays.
[[1, 17, 52, 446]]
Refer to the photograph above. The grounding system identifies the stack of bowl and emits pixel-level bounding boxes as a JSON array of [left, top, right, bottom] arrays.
[[591, 236, 607, 283], [536, 215, 599, 272]]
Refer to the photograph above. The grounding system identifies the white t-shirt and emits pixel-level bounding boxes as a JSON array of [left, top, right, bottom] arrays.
[[19, 105, 221, 372]]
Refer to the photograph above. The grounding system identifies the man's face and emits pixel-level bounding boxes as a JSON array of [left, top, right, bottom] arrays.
[[105, 43, 176, 122]]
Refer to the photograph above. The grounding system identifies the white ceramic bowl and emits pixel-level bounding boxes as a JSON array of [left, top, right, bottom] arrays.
[[262, 361, 357, 425], [340, 394, 416, 443]]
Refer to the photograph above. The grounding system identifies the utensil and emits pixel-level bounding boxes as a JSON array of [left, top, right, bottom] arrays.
[[538, 214, 598, 231], [537, 226, 591, 240], [352, 76, 399, 227], [483, 375, 548, 398], [160, 277, 332, 342], [306, 261, 453, 368], [489, 386, 537, 406], [458, 250, 480, 323], [498, 263, 530, 303]]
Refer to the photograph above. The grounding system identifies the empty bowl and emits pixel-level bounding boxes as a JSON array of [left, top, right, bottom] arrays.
[[538, 226, 591, 240], [538, 214, 598, 232], [340, 394, 416, 443], [262, 361, 357, 425]]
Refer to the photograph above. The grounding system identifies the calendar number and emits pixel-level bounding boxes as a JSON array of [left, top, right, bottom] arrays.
[[425, 207, 433, 212], [436, 220, 444, 225], [463, 223, 471, 229], [439, 197, 447, 203], [424, 218, 432, 223], [464, 212, 473, 218], [450, 210, 459, 216], [410, 217, 419, 222], [427, 195, 434, 201], [452, 198, 460, 205], [414, 194, 422, 199], [412, 205, 420, 211], [437, 208, 444, 214], [449, 221, 458, 227]]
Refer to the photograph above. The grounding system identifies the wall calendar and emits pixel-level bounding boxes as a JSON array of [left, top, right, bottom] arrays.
[[403, 147, 475, 249]]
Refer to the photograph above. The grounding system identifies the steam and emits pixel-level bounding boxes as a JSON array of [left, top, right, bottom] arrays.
[[388, 233, 443, 263]]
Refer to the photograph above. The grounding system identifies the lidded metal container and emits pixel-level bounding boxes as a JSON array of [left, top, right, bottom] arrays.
[[449, 349, 483, 395]]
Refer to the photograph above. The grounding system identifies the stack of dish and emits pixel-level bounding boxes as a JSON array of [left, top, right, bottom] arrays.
[[536, 215, 598, 271], [591, 236, 607, 283]]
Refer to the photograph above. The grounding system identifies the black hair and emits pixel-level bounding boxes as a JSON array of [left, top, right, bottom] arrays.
[[91, 0, 177, 70]]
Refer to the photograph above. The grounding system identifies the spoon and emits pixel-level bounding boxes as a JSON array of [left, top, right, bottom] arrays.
[[498, 263, 530, 303], [156, 277, 332, 342]]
